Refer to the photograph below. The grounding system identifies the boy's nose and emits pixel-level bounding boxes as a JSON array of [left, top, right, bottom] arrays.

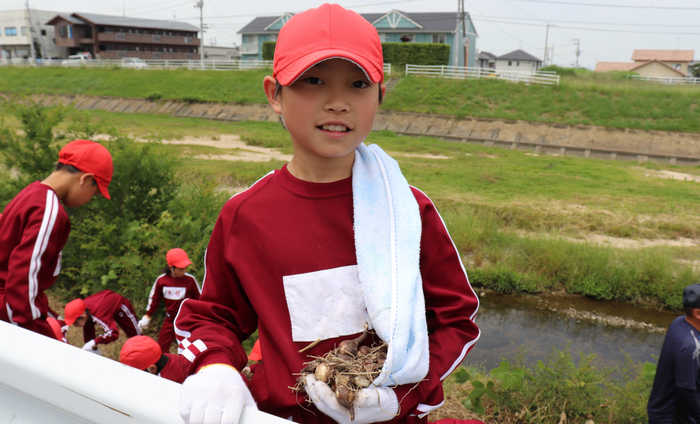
[[323, 88, 350, 113]]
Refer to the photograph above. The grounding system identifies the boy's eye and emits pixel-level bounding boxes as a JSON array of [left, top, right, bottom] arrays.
[[352, 81, 370, 88], [305, 77, 323, 85]]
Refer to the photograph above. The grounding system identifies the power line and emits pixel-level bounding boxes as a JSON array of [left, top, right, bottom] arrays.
[[502, 0, 700, 10], [470, 17, 700, 35]]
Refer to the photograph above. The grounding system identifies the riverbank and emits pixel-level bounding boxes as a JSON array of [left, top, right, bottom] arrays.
[[1, 66, 699, 133], [3, 104, 698, 310]]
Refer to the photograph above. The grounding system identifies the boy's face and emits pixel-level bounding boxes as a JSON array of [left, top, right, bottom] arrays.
[[265, 59, 385, 176], [171, 266, 187, 278]]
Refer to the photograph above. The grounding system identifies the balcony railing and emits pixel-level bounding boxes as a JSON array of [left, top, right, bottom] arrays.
[[97, 32, 199, 46]]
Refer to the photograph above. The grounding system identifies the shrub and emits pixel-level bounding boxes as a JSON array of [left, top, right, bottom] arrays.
[[262, 41, 276, 61], [382, 42, 450, 68]]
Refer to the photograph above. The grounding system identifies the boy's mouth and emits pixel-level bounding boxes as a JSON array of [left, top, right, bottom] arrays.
[[319, 124, 350, 132]]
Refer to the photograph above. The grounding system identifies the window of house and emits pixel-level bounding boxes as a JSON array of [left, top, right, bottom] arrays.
[[508, 61, 512, 66], [673, 63, 681, 70], [58, 26, 67, 37], [399, 34, 414, 42], [432, 33, 446, 44], [84, 27, 92, 38], [41, 29, 46, 36], [21, 27, 28, 36], [99, 44, 106, 51], [517, 61, 520, 66], [5, 27, 18, 36]]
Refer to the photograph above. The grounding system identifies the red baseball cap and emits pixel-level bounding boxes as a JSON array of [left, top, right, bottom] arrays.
[[46, 317, 64, 342], [121, 336, 162, 371], [58, 139, 113, 199], [249, 339, 262, 362], [166, 248, 192, 268], [64, 298, 85, 326], [273, 3, 384, 86]]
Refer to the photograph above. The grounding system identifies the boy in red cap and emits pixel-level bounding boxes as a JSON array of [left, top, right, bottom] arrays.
[[138, 248, 201, 353], [0, 139, 112, 339], [64, 289, 140, 353], [120, 335, 191, 383], [174, 4, 479, 424]]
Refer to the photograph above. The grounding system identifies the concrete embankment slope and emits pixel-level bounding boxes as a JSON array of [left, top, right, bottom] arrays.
[[34, 93, 700, 166]]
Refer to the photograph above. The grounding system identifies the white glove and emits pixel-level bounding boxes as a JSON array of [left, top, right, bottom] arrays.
[[138, 315, 151, 330], [305, 375, 399, 424], [82, 340, 103, 355], [180, 364, 257, 424]]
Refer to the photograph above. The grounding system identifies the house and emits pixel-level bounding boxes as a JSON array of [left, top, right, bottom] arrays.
[[495, 49, 543, 72], [45, 13, 201, 60], [477, 51, 497, 70], [203, 45, 240, 60], [0, 9, 66, 59], [595, 50, 695, 78], [238, 9, 478, 68]]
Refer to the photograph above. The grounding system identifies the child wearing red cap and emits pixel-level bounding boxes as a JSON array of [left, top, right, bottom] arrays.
[[0, 139, 113, 339], [138, 248, 201, 353], [120, 335, 191, 384], [174, 4, 479, 424], [64, 289, 140, 353]]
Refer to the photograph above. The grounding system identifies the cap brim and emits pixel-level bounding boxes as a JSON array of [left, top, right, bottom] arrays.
[[276, 50, 383, 86], [172, 260, 193, 269], [96, 179, 111, 200], [65, 316, 77, 326]]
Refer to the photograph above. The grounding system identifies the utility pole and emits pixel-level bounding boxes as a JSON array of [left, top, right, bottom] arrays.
[[572, 38, 580, 68], [25, 0, 36, 60], [459, 0, 468, 68], [195, 0, 204, 69], [543, 23, 550, 67]]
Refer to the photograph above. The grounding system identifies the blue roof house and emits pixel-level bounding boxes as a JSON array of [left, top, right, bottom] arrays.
[[238, 9, 478, 68]]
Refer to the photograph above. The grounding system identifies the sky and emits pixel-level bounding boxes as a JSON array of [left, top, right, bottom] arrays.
[[5, 0, 700, 70]]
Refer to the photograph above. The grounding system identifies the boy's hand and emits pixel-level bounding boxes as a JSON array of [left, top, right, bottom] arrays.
[[180, 364, 257, 424], [304, 375, 399, 424], [138, 315, 150, 330], [82, 340, 102, 355]]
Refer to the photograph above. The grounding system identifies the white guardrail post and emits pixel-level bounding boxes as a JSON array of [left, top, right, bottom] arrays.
[[0, 321, 288, 424]]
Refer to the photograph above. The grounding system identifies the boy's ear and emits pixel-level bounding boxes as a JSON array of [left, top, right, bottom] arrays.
[[79, 173, 95, 186], [263, 76, 282, 115], [147, 364, 158, 375]]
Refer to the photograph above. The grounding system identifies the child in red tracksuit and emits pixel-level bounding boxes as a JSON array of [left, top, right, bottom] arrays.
[[0, 140, 113, 339], [120, 335, 191, 383], [138, 248, 201, 353], [173, 4, 480, 424], [64, 289, 140, 354]]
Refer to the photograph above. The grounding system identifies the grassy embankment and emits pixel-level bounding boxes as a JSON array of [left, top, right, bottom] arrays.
[[1, 66, 699, 132]]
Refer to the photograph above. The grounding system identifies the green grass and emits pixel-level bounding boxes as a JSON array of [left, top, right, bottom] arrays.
[[1, 66, 699, 133], [0, 67, 271, 104]]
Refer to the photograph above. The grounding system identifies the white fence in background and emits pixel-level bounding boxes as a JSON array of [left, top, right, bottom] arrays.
[[405, 64, 560, 86], [627, 74, 700, 85], [0, 321, 288, 424], [0, 58, 274, 70], [0, 58, 393, 76]]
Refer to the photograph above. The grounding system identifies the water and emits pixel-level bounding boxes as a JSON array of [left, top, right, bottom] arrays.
[[463, 291, 678, 371]]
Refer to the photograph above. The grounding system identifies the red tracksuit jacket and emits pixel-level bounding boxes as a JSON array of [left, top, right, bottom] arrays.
[[174, 166, 481, 423], [146, 273, 201, 319], [83, 290, 138, 345], [0, 182, 70, 335]]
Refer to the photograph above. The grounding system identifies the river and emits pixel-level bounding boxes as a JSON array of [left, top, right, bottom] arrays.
[[462, 291, 678, 371]]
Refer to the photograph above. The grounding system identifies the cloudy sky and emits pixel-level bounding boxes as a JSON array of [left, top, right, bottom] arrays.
[[5, 0, 700, 70]]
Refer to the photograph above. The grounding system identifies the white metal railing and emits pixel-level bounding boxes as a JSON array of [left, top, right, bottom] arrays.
[[384, 63, 391, 75], [0, 57, 273, 71], [0, 321, 288, 424], [405, 64, 560, 85], [627, 74, 700, 85]]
